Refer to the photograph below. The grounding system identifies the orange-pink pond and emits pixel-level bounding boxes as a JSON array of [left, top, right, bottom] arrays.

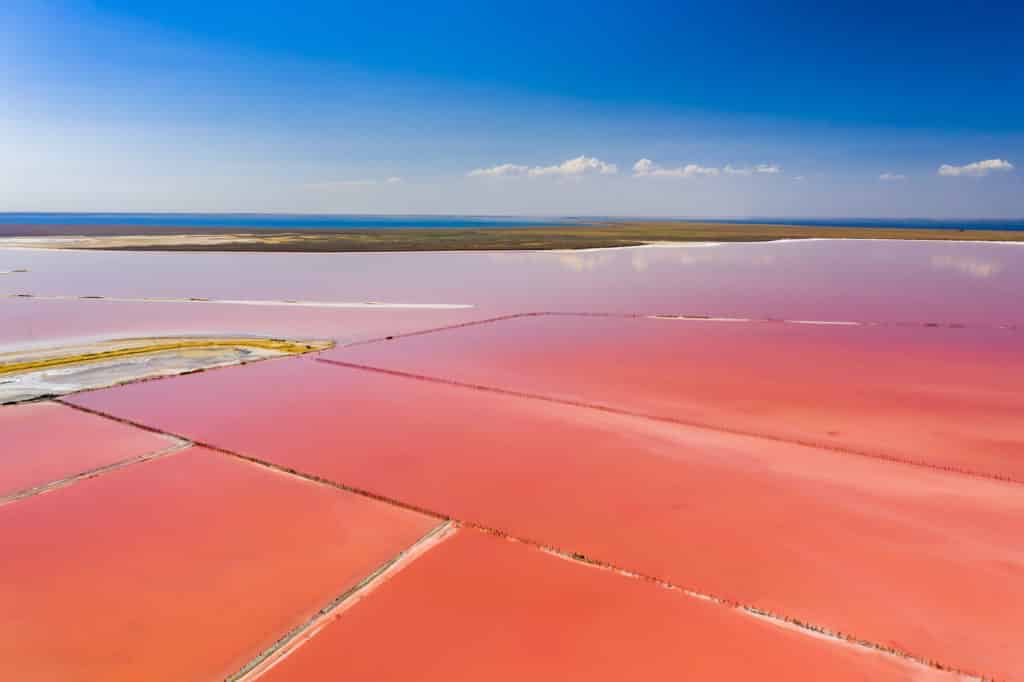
[[327, 313, 1024, 481], [0, 401, 175, 498], [70, 356, 1024, 680], [0, 445, 436, 681], [261, 529, 944, 682]]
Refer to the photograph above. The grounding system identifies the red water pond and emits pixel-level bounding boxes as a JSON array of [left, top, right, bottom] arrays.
[[262, 529, 944, 682], [70, 358, 1024, 680], [0, 401, 174, 498], [0, 445, 436, 681], [328, 313, 1024, 480]]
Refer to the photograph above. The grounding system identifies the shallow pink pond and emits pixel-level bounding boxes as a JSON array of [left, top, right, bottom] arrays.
[[329, 313, 1024, 480], [70, 357, 1024, 680], [0, 401, 174, 498], [0, 446, 436, 681], [3, 240, 1023, 324], [262, 529, 944, 682], [0, 297, 486, 350]]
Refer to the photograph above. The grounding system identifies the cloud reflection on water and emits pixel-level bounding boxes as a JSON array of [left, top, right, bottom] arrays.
[[489, 244, 778, 275], [930, 254, 1003, 279]]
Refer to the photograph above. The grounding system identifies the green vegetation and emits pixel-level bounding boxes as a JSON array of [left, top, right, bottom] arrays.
[[10, 221, 1024, 252], [114, 222, 1024, 251]]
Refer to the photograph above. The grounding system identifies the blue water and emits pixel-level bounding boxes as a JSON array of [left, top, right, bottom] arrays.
[[0, 213, 580, 229], [0, 213, 1022, 231], [675, 217, 1024, 231]]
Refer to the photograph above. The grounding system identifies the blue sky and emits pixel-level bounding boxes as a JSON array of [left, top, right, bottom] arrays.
[[2, 0, 1022, 217]]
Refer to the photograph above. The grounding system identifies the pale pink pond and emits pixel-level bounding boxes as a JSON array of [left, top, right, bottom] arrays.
[[2, 239, 1022, 326], [0, 298, 484, 351]]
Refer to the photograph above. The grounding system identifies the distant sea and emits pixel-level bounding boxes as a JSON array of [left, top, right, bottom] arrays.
[[0, 213, 1022, 232]]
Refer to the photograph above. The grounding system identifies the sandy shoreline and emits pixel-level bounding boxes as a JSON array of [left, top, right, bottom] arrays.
[[2, 234, 1023, 256]]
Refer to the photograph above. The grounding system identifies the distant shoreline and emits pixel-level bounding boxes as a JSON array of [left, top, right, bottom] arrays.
[[2, 221, 1023, 252]]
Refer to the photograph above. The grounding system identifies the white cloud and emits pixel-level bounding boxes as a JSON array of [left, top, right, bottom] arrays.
[[723, 164, 753, 176], [528, 155, 617, 177], [641, 162, 782, 178], [467, 163, 530, 177], [879, 172, 906, 181], [468, 156, 617, 178], [308, 179, 377, 189], [792, 176, 806, 181], [937, 158, 1014, 177], [633, 158, 656, 175], [633, 158, 719, 178], [309, 176, 404, 189], [723, 163, 780, 175]]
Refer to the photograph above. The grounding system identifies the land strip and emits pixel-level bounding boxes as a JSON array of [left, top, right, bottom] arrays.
[[1, 221, 1023, 251], [0, 336, 334, 404], [0, 337, 330, 377]]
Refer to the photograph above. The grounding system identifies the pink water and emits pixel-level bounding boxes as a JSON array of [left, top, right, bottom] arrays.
[[71, 357, 1024, 679], [2, 240, 1022, 324]]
